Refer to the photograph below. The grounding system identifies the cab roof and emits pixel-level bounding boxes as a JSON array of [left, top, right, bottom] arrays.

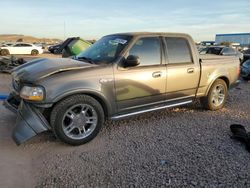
[[106, 32, 192, 38]]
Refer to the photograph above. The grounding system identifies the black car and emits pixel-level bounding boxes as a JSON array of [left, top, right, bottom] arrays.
[[240, 59, 250, 80], [242, 49, 250, 62], [48, 43, 62, 54], [199, 46, 244, 63]]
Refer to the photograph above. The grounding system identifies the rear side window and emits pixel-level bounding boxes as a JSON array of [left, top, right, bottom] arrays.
[[128, 37, 161, 66], [165, 37, 193, 64], [21, 44, 32, 47], [222, 47, 236, 54]]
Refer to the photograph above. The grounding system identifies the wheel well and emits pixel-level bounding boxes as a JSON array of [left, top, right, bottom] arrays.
[[218, 76, 229, 89], [51, 93, 109, 117], [205, 76, 230, 96], [85, 93, 109, 117]]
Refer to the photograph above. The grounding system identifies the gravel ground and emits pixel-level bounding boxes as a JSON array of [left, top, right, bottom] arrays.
[[0, 73, 250, 187]]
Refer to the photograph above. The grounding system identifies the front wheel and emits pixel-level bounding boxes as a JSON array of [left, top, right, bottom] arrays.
[[200, 79, 228, 110], [50, 95, 104, 145]]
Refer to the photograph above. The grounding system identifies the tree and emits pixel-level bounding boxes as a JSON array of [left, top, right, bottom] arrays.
[[16, 38, 23, 42]]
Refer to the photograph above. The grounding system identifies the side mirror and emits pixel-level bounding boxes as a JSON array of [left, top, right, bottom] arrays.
[[124, 55, 140, 67]]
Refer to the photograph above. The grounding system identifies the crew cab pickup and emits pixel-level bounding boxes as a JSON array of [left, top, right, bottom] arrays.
[[4, 32, 240, 145]]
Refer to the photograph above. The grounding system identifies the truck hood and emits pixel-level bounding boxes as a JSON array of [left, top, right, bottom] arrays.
[[12, 58, 94, 82]]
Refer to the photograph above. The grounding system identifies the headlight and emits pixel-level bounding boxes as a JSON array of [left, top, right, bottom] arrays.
[[20, 86, 44, 101]]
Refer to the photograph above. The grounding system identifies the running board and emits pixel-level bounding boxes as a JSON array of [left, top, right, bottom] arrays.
[[111, 100, 192, 120]]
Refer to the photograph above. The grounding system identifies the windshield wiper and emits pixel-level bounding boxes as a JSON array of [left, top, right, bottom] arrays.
[[76, 56, 95, 64]]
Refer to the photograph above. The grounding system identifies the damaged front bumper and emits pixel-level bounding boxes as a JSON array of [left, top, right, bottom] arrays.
[[4, 94, 50, 145]]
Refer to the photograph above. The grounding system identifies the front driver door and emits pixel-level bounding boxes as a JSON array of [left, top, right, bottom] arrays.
[[114, 36, 167, 113]]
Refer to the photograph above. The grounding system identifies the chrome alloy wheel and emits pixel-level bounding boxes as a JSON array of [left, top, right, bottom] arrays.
[[211, 84, 225, 107], [62, 104, 98, 139]]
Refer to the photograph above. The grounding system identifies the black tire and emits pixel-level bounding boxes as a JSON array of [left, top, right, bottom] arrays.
[[200, 79, 228, 111], [31, 49, 39, 56], [50, 95, 104, 145], [0, 49, 9, 56]]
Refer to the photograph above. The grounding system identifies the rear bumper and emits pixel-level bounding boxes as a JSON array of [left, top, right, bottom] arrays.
[[4, 95, 50, 145]]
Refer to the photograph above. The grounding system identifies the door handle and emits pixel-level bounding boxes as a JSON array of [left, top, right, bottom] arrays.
[[187, 68, 194, 74], [152, 71, 162, 78]]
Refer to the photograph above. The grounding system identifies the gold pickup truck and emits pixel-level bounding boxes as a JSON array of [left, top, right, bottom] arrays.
[[4, 32, 240, 145]]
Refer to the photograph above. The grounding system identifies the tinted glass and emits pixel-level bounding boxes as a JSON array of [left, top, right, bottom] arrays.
[[200, 47, 222, 55], [223, 47, 236, 54], [165, 37, 192, 64], [128, 37, 161, 66], [21, 44, 32, 47]]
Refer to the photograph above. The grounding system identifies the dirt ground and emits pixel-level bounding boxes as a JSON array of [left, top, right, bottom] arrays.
[[0, 60, 250, 187]]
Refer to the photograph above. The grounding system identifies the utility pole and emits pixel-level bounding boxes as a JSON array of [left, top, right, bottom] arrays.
[[64, 21, 66, 40]]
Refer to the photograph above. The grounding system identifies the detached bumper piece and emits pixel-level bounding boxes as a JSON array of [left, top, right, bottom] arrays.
[[3, 93, 20, 114], [12, 101, 50, 145]]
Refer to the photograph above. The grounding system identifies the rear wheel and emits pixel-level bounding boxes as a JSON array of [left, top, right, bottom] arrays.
[[200, 79, 228, 110], [31, 49, 39, 56], [0, 49, 9, 56], [50, 95, 104, 145]]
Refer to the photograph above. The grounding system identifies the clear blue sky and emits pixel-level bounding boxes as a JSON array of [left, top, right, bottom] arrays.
[[0, 0, 250, 41]]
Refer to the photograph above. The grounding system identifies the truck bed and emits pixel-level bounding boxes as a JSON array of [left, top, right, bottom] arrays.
[[197, 54, 240, 96]]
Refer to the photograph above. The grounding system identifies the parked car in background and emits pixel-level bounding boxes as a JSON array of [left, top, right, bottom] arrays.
[[199, 46, 243, 63], [240, 59, 250, 80], [242, 49, 250, 62], [0, 42, 43, 56], [48, 43, 62, 54], [2, 43, 14, 46], [48, 37, 91, 57], [33, 42, 46, 49], [0, 44, 8, 47], [4, 32, 240, 146]]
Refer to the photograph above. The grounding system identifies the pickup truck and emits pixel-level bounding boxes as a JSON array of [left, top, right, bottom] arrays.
[[4, 32, 240, 145]]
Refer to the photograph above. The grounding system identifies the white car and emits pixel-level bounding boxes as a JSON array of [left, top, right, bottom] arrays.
[[0, 43, 43, 56]]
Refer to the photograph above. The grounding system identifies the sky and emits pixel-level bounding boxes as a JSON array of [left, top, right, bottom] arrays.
[[0, 0, 250, 41]]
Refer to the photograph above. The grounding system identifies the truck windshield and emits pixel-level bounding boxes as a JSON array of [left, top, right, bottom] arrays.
[[76, 35, 132, 64]]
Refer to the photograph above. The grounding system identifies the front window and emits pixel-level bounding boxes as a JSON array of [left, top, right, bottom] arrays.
[[76, 35, 132, 64], [128, 37, 161, 66]]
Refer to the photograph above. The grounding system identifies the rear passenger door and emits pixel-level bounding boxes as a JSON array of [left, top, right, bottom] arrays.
[[164, 37, 200, 101]]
